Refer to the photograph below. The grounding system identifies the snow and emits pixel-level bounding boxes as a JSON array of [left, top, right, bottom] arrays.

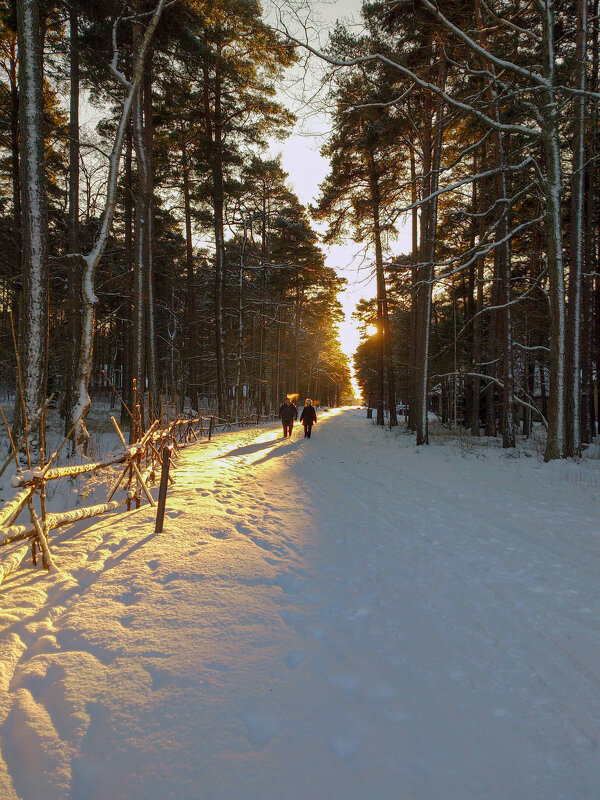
[[1, 408, 600, 800]]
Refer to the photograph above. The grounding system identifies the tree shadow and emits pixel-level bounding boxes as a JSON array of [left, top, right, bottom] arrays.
[[252, 439, 303, 465], [217, 438, 281, 459]]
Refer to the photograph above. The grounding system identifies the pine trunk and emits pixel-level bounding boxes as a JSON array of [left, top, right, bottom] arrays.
[[8, 39, 21, 326], [182, 138, 198, 412], [415, 59, 446, 445], [121, 123, 133, 426], [540, 6, 566, 460], [143, 60, 157, 422], [565, 0, 587, 456], [408, 140, 419, 431], [15, 0, 48, 453], [203, 59, 228, 418], [368, 150, 397, 427], [63, 1, 80, 439]]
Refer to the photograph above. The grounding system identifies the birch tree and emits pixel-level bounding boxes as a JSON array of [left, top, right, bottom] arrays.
[[70, 0, 168, 452]]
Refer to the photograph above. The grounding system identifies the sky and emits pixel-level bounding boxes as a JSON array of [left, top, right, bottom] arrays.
[[266, 0, 412, 391]]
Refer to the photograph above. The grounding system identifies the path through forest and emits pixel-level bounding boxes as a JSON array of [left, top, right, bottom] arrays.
[[1, 408, 599, 800]]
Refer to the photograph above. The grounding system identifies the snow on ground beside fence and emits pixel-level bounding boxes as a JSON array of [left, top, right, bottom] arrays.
[[0, 401, 129, 521], [1, 408, 599, 800]]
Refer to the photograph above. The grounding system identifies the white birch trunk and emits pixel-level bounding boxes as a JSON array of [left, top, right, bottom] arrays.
[[70, 0, 166, 452]]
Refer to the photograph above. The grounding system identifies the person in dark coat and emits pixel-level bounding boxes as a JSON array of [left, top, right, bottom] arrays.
[[300, 398, 317, 438], [279, 397, 298, 437]]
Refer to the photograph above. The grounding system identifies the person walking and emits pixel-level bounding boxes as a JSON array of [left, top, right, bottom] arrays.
[[300, 398, 317, 438], [279, 397, 298, 438]]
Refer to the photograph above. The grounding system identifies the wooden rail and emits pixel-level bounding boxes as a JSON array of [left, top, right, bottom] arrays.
[[0, 411, 279, 586]]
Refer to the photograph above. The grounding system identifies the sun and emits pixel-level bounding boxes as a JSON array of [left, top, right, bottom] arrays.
[[365, 324, 378, 337]]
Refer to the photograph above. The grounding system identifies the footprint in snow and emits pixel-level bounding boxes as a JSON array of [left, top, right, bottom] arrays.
[[276, 571, 306, 594], [235, 521, 254, 536], [567, 730, 597, 751], [278, 608, 311, 634], [365, 682, 397, 701], [284, 650, 307, 670], [329, 672, 361, 699], [203, 661, 230, 672], [114, 589, 143, 605], [330, 732, 362, 762], [55, 629, 115, 666], [243, 711, 281, 749], [149, 666, 172, 691], [250, 535, 276, 553], [160, 572, 185, 585]]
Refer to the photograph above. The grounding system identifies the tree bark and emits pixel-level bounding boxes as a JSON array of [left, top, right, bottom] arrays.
[[132, 21, 147, 431], [415, 58, 446, 445], [70, 0, 166, 451], [182, 136, 199, 412], [63, 1, 81, 440], [408, 138, 419, 431], [565, 0, 588, 455], [121, 121, 133, 425], [474, 0, 514, 446], [203, 56, 229, 418], [367, 149, 397, 427], [541, 5, 566, 461], [7, 36, 21, 326], [142, 57, 157, 421], [584, 1, 599, 441], [15, 0, 48, 453]]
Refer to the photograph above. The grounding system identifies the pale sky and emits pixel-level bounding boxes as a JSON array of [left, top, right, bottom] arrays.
[[267, 0, 412, 391]]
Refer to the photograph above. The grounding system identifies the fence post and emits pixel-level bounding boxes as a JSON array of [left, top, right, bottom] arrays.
[[208, 415, 214, 441], [155, 445, 172, 533]]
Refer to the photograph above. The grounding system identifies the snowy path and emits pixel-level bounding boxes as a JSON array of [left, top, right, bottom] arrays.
[[1, 408, 600, 800]]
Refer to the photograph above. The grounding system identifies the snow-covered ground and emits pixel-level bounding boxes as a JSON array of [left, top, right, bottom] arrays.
[[1, 407, 599, 800]]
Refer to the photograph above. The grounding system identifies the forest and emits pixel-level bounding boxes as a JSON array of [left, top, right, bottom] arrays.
[[0, 0, 598, 462], [319, 0, 598, 462], [0, 0, 352, 461]]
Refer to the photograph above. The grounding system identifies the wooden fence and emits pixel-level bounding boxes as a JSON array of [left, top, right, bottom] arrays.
[[0, 412, 278, 586]]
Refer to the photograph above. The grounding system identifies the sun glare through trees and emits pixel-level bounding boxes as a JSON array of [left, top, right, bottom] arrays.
[[3, 0, 596, 461]]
